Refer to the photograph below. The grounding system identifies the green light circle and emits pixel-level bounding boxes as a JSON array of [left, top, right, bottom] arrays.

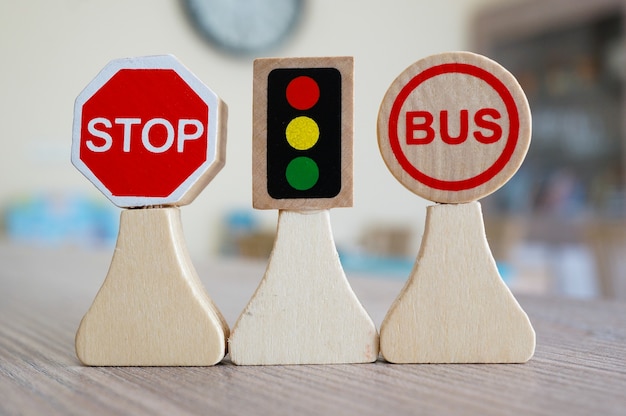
[[285, 157, 319, 191]]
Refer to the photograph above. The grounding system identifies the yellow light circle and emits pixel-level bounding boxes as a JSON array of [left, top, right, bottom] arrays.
[[285, 116, 319, 150]]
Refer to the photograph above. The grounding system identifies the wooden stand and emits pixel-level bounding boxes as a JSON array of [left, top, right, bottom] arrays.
[[380, 202, 535, 363], [229, 210, 379, 365], [75, 207, 228, 366]]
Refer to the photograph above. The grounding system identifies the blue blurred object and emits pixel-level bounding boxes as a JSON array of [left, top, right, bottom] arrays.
[[497, 261, 513, 283], [339, 249, 515, 284], [4, 193, 119, 247], [338, 250, 414, 278], [225, 209, 258, 232], [220, 208, 260, 256]]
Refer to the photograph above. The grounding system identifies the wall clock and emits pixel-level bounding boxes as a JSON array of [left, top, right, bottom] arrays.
[[184, 0, 304, 55]]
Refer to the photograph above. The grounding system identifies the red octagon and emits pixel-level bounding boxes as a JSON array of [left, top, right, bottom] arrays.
[[72, 55, 226, 207]]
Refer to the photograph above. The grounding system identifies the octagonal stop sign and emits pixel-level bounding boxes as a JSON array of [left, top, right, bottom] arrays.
[[72, 55, 227, 207]]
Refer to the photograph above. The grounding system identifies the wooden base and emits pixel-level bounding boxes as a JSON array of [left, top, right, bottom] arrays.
[[228, 210, 378, 365], [75, 207, 229, 366], [380, 202, 535, 363]]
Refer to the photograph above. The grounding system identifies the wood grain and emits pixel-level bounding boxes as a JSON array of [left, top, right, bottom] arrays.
[[1, 244, 625, 415], [377, 51, 531, 203], [75, 208, 228, 365], [229, 209, 378, 364], [380, 202, 535, 363], [177, 98, 228, 207], [252, 56, 354, 210]]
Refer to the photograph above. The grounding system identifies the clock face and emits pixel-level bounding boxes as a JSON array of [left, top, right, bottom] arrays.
[[184, 0, 304, 55]]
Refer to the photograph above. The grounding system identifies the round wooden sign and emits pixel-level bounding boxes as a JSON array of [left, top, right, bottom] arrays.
[[377, 51, 531, 203]]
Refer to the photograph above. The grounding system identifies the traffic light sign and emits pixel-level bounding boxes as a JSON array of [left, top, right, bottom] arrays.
[[267, 67, 341, 199], [252, 57, 353, 210]]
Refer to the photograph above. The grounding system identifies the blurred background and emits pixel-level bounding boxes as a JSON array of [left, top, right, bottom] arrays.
[[0, 0, 624, 299]]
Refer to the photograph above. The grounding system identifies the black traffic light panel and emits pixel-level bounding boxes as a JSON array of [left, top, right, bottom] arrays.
[[252, 57, 353, 210], [266, 67, 342, 199]]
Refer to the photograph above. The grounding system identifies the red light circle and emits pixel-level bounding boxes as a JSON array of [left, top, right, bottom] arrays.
[[286, 76, 320, 110]]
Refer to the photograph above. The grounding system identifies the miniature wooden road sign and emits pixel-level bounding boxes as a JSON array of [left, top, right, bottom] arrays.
[[377, 51, 531, 204], [72, 55, 227, 208], [251, 56, 353, 210], [377, 51, 535, 363], [72, 55, 229, 366], [229, 57, 378, 365]]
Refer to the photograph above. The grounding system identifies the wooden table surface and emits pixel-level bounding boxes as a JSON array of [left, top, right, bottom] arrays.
[[1, 243, 625, 415]]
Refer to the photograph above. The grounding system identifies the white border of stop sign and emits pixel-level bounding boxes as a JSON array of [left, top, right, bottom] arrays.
[[71, 54, 227, 208]]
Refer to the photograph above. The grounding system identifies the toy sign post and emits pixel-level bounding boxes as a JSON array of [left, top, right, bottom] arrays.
[[377, 51, 531, 204], [377, 52, 535, 364], [229, 57, 378, 365], [251, 57, 353, 210], [72, 55, 226, 207], [72, 55, 229, 366]]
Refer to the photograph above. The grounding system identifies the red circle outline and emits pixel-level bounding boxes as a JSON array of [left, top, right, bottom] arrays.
[[387, 63, 520, 191]]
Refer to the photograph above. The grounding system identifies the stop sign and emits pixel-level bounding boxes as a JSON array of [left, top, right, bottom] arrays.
[[71, 55, 227, 207]]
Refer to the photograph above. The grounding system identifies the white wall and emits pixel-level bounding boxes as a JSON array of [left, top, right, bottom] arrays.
[[0, 0, 509, 257]]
